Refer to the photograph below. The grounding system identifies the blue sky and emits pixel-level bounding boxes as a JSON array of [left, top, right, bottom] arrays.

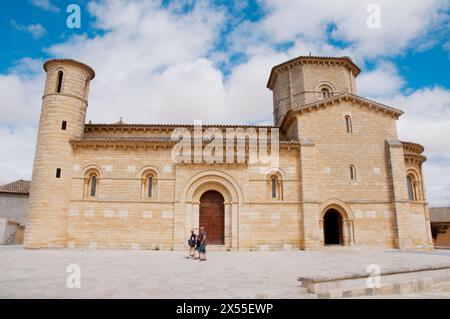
[[2, 1, 447, 89], [0, 0, 449, 205]]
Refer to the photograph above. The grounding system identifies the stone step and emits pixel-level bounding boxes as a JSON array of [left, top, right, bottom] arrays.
[[256, 287, 310, 299], [299, 266, 450, 298], [430, 281, 450, 292]]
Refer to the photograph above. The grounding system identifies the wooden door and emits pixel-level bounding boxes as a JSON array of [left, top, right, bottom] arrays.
[[199, 190, 225, 244]]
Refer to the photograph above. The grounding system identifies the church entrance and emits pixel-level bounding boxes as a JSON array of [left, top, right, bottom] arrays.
[[199, 190, 225, 245], [323, 209, 343, 245]]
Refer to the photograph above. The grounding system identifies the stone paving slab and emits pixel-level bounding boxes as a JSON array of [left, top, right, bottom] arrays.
[[1, 245, 450, 298]]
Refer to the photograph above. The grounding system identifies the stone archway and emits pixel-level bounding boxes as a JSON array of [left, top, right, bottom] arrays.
[[180, 171, 243, 250], [319, 200, 355, 246]]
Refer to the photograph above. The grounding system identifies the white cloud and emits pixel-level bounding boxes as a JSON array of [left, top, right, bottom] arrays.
[[386, 87, 450, 155], [0, 61, 44, 126], [255, 0, 449, 60], [30, 0, 60, 13], [380, 87, 450, 207], [0, 126, 36, 185], [357, 62, 405, 98], [1, 0, 449, 206], [27, 24, 47, 39], [11, 21, 47, 39]]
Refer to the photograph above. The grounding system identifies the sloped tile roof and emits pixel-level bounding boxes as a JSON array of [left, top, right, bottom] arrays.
[[0, 179, 31, 194], [430, 207, 450, 223], [267, 55, 361, 89]]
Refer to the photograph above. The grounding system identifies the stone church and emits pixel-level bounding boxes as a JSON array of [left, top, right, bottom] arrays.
[[24, 55, 433, 251]]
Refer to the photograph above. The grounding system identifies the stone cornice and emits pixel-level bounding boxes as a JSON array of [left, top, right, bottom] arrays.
[[281, 93, 403, 129], [401, 141, 425, 155], [70, 137, 301, 150], [84, 123, 277, 134], [401, 141, 426, 164], [44, 59, 95, 79], [267, 56, 361, 90]]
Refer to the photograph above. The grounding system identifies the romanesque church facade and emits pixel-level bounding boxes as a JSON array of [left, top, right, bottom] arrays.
[[24, 56, 433, 251]]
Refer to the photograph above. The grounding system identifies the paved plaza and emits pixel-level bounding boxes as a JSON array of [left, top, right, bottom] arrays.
[[1, 245, 450, 298]]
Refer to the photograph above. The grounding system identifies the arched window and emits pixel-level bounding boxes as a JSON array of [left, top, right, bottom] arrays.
[[141, 170, 157, 200], [84, 169, 100, 198], [271, 177, 277, 199], [321, 87, 331, 99], [350, 165, 356, 181], [267, 174, 282, 200], [345, 115, 352, 134], [407, 175, 415, 201], [56, 70, 64, 93], [147, 176, 153, 198], [90, 175, 97, 197]]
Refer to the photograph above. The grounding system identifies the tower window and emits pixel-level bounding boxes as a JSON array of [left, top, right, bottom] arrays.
[[56, 168, 61, 178], [84, 168, 100, 198], [147, 176, 153, 198], [141, 169, 157, 200], [407, 175, 415, 201], [56, 70, 64, 93], [90, 175, 97, 197], [350, 165, 356, 181], [345, 116, 352, 134], [61, 121, 67, 130], [271, 177, 277, 198], [267, 173, 282, 200], [321, 88, 331, 99]]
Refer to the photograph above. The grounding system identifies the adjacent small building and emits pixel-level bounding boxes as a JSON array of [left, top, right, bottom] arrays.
[[430, 207, 450, 248], [0, 179, 30, 244]]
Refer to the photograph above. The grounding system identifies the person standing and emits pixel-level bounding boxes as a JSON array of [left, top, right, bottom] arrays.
[[187, 229, 197, 258], [198, 226, 207, 261]]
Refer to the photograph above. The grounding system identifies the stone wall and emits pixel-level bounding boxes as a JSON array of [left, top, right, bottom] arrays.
[[0, 193, 28, 224]]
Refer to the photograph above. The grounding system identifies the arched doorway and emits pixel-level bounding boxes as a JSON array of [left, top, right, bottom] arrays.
[[323, 209, 343, 245], [199, 190, 225, 245]]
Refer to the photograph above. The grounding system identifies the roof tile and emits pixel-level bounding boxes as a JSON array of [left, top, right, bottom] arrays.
[[0, 180, 31, 194]]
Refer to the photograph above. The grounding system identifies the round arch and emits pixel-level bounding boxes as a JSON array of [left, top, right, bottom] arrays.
[[263, 167, 286, 180], [82, 164, 102, 176], [315, 80, 337, 98], [405, 167, 421, 181], [181, 170, 243, 204], [319, 199, 355, 246], [138, 165, 160, 178], [82, 164, 102, 199], [180, 170, 242, 250], [405, 167, 423, 201]]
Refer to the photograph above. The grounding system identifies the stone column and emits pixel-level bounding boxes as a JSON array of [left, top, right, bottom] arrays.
[[318, 219, 324, 246], [192, 202, 200, 230], [173, 202, 186, 250], [231, 203, 239, 250], [386, 140, 413, 250], [349, 220, 355, 245], [224, 202, 232, 249], [299, 139, 321, 250]]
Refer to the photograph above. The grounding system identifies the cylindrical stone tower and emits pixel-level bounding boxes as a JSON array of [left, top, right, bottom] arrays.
[[24, 59, 95, 248]]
